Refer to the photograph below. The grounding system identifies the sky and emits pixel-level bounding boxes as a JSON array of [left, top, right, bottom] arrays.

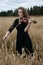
[[0, 0, 43, 12]]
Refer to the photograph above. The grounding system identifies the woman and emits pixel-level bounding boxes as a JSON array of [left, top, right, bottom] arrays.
[[3, 7, 34, 55]]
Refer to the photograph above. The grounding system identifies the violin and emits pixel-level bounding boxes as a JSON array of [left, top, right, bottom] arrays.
[[19, 17, 28, 23], [16, 17, 37, 28], [19, 17, 37, 24]]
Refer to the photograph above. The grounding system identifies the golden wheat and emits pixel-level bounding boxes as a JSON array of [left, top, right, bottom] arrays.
[[0, 16, 43, 65]]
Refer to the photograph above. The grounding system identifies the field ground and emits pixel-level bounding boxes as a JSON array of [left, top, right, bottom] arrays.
[[0, 16, 43, 65]]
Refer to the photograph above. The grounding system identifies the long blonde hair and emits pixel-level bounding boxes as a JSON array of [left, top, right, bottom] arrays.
[[18, 7, 30, 18]]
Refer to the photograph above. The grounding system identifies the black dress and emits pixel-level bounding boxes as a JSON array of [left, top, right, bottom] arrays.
[[8, 18, 33, 54]]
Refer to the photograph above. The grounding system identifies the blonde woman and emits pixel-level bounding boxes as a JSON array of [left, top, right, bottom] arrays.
[[3, 7, 34, 55]]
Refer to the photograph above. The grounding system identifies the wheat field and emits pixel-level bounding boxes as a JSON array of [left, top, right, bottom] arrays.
[[0, 16, 43, 65]]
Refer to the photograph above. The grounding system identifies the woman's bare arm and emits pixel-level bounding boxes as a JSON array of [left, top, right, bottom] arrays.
[[24, 18, 37, 32], [24, 18, 33, 32], [3, 31, 10, 40], [3, 19, 18, 40]]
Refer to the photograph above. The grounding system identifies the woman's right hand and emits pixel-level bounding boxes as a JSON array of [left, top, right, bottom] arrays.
[[3, 31, 10, 41], [3, 36, 7, 41]]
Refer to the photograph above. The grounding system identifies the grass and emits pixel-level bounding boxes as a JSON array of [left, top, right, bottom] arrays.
[[0, 16, 43, 65]]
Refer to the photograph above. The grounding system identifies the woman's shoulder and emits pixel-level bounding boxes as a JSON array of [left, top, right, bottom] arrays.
[[15, 18, 19, 21], [13, 18, 19, 24]]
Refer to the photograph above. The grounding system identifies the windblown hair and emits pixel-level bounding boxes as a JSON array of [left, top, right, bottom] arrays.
[[18, 7, 30, 18]]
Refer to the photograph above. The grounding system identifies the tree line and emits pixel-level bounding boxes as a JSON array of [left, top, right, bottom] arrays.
[[0, 6, 43, 16]]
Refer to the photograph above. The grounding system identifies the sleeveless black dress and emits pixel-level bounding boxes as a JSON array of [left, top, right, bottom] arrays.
[[8, 18, 33, 54]]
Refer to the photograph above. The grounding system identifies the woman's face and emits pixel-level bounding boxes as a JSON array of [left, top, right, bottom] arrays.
[[18, 9, 23, 18]]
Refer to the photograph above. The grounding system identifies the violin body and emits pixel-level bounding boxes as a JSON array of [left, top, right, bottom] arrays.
[[20, 17, 37, 24], [20, 17, 28, 23]]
